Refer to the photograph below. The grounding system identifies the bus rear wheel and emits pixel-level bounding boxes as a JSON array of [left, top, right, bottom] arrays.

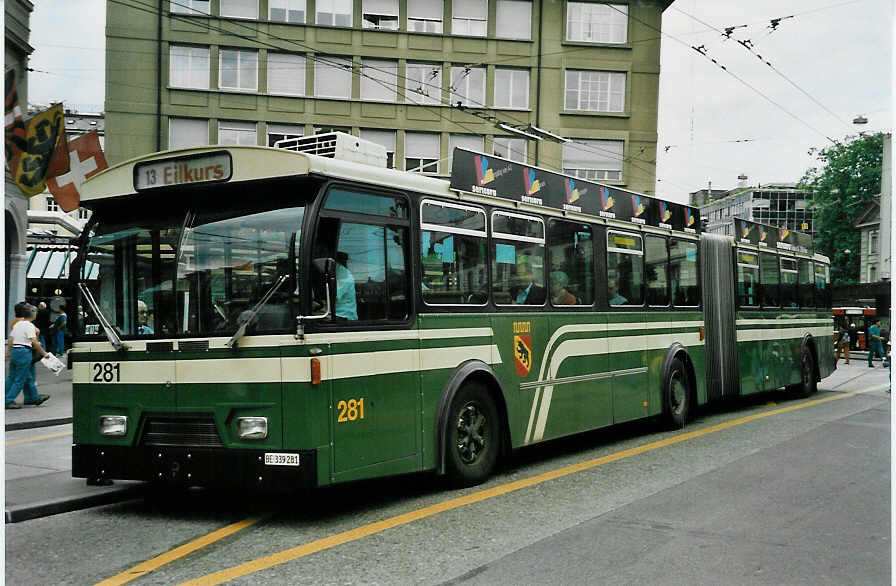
[[445, 382, 500, 487], [789, 348, 817, 398], [662, 358, 691, 429]]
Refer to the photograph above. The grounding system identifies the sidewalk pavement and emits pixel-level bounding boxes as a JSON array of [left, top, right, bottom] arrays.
[[4, 360, 144, 523]]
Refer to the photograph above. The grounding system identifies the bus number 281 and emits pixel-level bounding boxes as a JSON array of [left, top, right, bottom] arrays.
[[337, 398, 365, 422], [92, 363, 121, 382]]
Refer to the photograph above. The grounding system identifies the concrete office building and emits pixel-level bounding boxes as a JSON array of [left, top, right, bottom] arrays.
[[698, 184, 815, 238], [105, 0, 672, 195]]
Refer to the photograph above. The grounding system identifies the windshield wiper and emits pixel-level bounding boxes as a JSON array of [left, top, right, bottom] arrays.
[[78, 283, 129, 352], [226, 275, 288, 348]]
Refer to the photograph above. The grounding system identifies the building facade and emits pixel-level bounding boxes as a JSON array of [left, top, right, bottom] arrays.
[[698, 184, 815, 238], [105, 0, 672, 195], [5, 0, 34, 327]]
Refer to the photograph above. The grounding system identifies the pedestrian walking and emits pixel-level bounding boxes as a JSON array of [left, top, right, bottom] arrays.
[[5, 303, 50, 409], [836, 323, 850, 364], [848, 322, 858, 351], [867, 318, 885, 367], [48, 297, 67, 356], [34, 301, 50, 352]]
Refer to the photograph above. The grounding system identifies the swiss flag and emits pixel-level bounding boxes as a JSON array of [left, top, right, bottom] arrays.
[[47, 130, 107, 212]]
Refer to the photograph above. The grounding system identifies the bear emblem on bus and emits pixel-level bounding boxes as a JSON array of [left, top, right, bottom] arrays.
[[514, 334, 532, 376]]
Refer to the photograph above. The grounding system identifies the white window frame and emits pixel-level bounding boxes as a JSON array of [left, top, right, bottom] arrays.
[[170, 0, 210, 15], [219, 49, 258, 92], [566, 2, 628, 44], [495, 0, 532, 40], [362, 0, 399, 29], [269, 0, 306, 23], [45, 195, 60, 212], [218, 120, 258, 146], [452, 0, 487, 37], [267, 123, 304, 147], [407, 0, 443, 33], [405, 131, 440, 174], [494, 68, 529, 109], [219, 0, 258, 19], [168, 117, 209, 150], [564, 69, 625, 112], [405, 62, 442, 105], [562, 139, 624, 181], [492, 137, 527, 163], [169, 45, 210, 90], [314, 55, 353, 99], [267, 52, 306, 96], [360, 58, 399, 102], [316, 0, 352, 27], [449, 66, 486, 107]]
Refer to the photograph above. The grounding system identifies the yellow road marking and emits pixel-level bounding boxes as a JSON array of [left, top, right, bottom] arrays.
[[6, 430, 72, 446], [95, 516, 265, 586], [181, 389, 870, 586]]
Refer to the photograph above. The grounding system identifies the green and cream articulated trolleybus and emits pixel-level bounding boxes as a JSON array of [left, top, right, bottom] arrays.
[[70, 134, 834, 489]]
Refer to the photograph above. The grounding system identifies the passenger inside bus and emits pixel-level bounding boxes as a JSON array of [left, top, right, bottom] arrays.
[[550, 271, 577, 305], [510, 261, 545, 305], [608, 278, 628, 306], [312, 240, 358, 321]]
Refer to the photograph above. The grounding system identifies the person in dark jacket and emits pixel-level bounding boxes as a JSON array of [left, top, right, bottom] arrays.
[[34, 301, 51, 353]]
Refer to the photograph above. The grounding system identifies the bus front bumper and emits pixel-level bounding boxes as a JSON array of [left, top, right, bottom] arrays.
[[72, 445, 317, 490]]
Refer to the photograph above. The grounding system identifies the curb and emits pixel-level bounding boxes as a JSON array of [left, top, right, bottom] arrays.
[[5, 482, 146, 523]]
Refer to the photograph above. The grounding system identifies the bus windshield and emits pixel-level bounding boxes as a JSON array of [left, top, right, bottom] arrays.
[[79, 188, 306, 339]]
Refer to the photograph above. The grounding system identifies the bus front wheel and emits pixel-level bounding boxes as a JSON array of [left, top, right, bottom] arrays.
[[662, 358, 691, 429], [445, 382, 500, 487]]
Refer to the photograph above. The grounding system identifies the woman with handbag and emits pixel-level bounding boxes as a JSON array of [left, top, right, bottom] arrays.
[[5, 303, 50, 409]]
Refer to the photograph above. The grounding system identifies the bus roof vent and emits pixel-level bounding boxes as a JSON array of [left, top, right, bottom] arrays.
[[274, 132, 388, 168]]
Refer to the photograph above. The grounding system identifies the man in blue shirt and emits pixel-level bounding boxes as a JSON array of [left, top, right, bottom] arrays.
[[868, 318, 885, 367]]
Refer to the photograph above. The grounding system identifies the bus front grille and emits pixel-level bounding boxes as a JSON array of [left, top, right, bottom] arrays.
[[141, 418, 224, 447]]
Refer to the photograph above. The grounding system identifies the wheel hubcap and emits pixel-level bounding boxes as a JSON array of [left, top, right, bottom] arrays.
[[456, 402, 487, 464], [670, 373, 686, 415]]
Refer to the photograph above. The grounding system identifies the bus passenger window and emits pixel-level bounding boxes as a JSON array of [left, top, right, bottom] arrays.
[[798, 259, 813, 308], [420, 200, 488, 305], [492, 212, 545, 306], [737, 250, 759, 307], [670, 239, 699, 307], [780, 258, 798, 308], [606, 231, 644, 306], [760, 252, 779, 307], [547, 220, 593, 306], [814, 263, 830, 309], [645, 234, 669, 306]]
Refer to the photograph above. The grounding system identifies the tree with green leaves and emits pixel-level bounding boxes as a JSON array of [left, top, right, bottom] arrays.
[[800, 132, 883, 284]]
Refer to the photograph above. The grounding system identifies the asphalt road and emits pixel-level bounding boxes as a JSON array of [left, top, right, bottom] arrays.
[[4, 363, 891, 585]]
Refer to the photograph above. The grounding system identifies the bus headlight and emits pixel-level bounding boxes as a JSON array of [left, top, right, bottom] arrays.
[[99, 415, 127, 437], [237, 417, 268, 440]]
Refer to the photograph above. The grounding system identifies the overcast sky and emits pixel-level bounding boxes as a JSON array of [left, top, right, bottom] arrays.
[[25, 0, 893, 204]]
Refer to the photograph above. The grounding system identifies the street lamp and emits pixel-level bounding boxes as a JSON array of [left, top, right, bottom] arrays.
[[853, 115, 868, 125]]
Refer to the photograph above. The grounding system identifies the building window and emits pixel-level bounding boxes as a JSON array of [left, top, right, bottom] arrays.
[[870, 230, 879, 253], [407, 0, 443, 33], [78, 208, 91, 220], [220, 0, 257, 18], [405, 131, 440, 174], [218, 120, 257, 145], [269, 0, 305, 22], [314, 56, 353, 99], [492, 137, 527, 163], [313, 124, 351, 134], [360, 128, 396, 168], [448, 134, 484, 172], [360, 58, 399, 101], [171, 0, 210, 15], [169, 46, 209, 90], [168, 117, 208, 149], [362, 0, 399, 29], [452, 0, 487, 37], [219, 49, 258, 91], [494, 68, 529, 109], [267, 123, 303, 147], [496, 0, 531, 40], [405, 62, 442, 105], [562, 139, 623, 181], [46, 196, 60, 212], [267, 53, 305, 95], [317, 0, 352, 26], [449, 66, 486, 107], [870, 264, 878, 282], [564, 70, 625, 112], [566, 2, 628, 44]]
